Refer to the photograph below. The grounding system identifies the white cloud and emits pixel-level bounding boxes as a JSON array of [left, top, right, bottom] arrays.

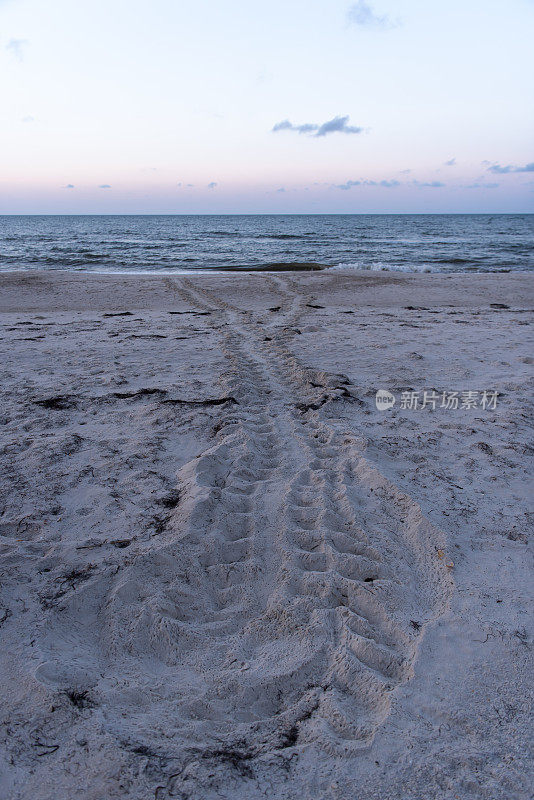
[[6, 39, 29, 61], [347, 1, 397, 29], [488, 162, 534, 174], [273, 115, 363, 137]]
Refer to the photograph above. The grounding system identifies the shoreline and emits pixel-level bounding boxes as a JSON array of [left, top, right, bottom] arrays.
[[1, 269, 532, 313], [0, 266, 532, 276]]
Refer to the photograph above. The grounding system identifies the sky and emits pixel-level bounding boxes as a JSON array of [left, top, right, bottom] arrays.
[[1, 0, 533, 213]]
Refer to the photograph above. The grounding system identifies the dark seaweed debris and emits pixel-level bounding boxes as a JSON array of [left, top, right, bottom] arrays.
[[296, 397, 331, 413], [158, 491, 181, 509], [112, 388, 166, 399], [109, 388, 238, 406], [64, 689, 96, 709], [35, 395, 76, 410], [127, 334, 167, 339], [33, 739, 59, 756], [40, 565, 95, 606], [201, 747, 255, 777], [162, 396, 238, 407], [279, 726, 299, 748], [167, 310, 211, 316], [102, 311, 134, 317], [209, 262, 326, 272]]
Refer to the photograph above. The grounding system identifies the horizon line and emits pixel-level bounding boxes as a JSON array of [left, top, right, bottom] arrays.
[[0, 211, 533, 217]]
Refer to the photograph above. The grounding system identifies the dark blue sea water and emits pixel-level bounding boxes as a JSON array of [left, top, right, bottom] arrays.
[[0, 214, 532, 273]]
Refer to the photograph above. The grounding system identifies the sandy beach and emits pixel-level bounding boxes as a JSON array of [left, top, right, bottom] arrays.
[[0, 269, 532, 800]]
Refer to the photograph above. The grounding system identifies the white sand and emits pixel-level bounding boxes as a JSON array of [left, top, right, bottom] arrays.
[[0, 270, 532, 799]]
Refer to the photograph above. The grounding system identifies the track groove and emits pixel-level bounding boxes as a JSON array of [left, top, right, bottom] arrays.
[[151, 276, 452, 759]]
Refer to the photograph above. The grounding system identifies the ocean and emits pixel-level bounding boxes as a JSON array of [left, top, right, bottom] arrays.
[[0, 214, 532, 274]]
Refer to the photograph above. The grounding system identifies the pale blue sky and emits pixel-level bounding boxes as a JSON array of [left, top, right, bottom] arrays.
[[1, 0, 533, 212]]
